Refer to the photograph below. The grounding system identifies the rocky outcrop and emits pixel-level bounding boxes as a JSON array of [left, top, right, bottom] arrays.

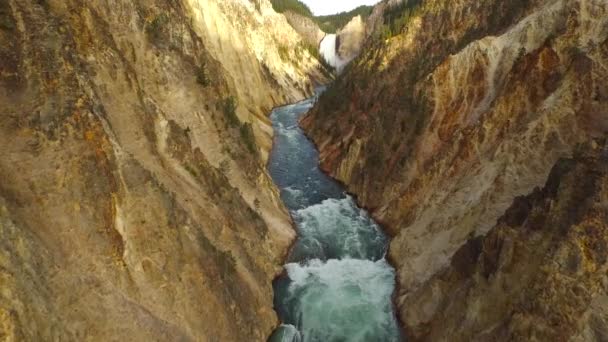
[[403, 142, 608, 341], [186, 0, 329, 161], [283, 11, 325, 47], [302, 0, 608, 337], [364, 0, 404, 38], [0, 0, 326, 340], [336, 15, 366, 68]]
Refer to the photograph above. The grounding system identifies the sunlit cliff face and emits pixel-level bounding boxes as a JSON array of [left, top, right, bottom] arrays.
[[185, 0, 330, 160], [336, 15, 366, 69], [0, 0, 327, 340]]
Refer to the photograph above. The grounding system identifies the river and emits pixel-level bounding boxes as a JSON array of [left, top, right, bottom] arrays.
[[268, 90, 401, 342]]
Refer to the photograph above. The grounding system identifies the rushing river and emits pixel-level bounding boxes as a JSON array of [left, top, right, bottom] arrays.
[[268, 91, 401, 342]]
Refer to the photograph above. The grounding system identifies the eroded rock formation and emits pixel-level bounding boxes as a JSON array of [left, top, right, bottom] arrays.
[[335, 15, 366, 69], [404, 142, 608, 341], [302, 0, 608, 338], [283, 11, 325, 47], [0, 0, 326, 340]]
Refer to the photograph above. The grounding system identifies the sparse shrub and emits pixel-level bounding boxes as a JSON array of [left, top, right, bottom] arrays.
[[196, 62, 210, 87], [368, 152, 384, 168], [278, 44, 290, 61], [377, 0, 422, 40], [146, 13, 169, 41], [185, 164, 199, 177], [222, 96, 239, 127], [568, 46, 584, 58], [35, 0, 49, 8], [219, 159, 231, 174], [380, 25, 392, 40], [513, 46, 527, 66], [0, 3, 14, 31], [302, 43, 318, 59], [239, 123, 257, 154], [0, 15, 14, 31]]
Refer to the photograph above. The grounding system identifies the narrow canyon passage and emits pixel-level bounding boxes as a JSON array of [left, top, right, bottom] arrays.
[[268, 90, 401, 342]]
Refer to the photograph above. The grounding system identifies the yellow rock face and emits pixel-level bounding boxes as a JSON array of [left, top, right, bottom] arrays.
[[0, 0, 327, 340], [402, 145, 608, 341], [336, 15, 366, 67]]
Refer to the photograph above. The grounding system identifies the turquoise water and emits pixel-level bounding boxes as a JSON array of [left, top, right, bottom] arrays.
[[268, 92, 401, 342]]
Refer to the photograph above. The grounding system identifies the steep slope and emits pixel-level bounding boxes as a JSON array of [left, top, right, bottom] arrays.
[[336, 15, 366, 68], [314, 5, 373, 34], [404, 141, 608, 341], [0, 0, 325, 340], [302, 0, 608, 337], [186, 0, 328, 161], [283, 11, 325, 47], [364, 0, 404, 38]]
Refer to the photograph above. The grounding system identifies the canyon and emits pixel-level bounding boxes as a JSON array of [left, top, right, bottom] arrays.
[[2, 0, 608, 340]]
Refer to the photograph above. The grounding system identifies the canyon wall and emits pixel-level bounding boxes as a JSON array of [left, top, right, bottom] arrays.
[[283, 11, 325, 47], [404, 142, 608, 341], [336, 15, 366, 70], [302, 0, 608, 338], [364, 0, 404, 38], [0, 0, 326, 340]]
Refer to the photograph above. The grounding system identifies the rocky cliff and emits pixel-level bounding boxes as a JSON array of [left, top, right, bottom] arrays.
[[335, 15, 366, 70], [283, 11, 325, 47], [302, 0, 608, 338], [364, 0, 404, 38], [404, 142, 608, 341], [0, 0, 326, 340]]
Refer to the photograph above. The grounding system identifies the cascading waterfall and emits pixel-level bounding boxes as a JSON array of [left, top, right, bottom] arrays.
[[268, 89, 401, 342], [319, 34, 349, 73]]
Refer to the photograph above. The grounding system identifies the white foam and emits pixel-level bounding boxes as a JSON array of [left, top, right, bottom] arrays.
[[270, 324, 302, 342], [319, 34, 349, 72], [293, 196, 387, 259], [283, 258, 399, 342], [275, 122, 300, 142]]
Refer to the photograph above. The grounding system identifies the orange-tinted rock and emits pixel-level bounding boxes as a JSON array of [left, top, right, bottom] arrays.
[[0, 0, 326, 340], [303, 0, 608, 338]]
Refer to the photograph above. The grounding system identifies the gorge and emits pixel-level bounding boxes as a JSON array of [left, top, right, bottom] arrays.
[[1, 0, 608, 341], [267, 91, 400, 341]]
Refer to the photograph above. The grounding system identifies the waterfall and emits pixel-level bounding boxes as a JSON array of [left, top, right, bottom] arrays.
[[319, 34, 349, 73]]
